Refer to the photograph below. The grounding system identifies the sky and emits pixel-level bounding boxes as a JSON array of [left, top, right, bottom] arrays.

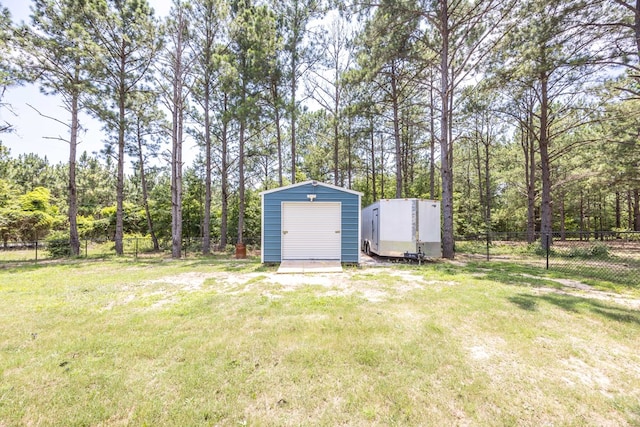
[[1, 0, 176, 166]]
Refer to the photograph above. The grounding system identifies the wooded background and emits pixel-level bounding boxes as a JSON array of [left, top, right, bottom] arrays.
[[0, 0, 638, 258]]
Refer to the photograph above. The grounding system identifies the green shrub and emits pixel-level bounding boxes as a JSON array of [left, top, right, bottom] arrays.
[[566, 244, 609, 259], [45, 231, 72, 258], [122, 234, 157, 254], [590, 243, 610, 257], [524, 243, 551, 257]]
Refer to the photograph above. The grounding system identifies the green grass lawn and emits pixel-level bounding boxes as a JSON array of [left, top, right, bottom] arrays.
[[1, 257, 639, 426]]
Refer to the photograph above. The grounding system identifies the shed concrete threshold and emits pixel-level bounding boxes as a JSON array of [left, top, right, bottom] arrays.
[[277, 260, 343, 274]]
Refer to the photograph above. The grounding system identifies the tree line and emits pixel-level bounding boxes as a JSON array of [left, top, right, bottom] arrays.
[[0, 0, 638, 259]]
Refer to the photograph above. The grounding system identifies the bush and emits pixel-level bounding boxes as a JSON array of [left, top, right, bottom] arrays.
[[566, 243, 610, 259], [45, 231, 72, 258], [524, 243, 551, 257], [590, 243, 610, 257]]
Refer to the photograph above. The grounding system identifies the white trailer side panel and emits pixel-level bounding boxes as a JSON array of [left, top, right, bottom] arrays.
[[417, 200, 442, 257], [418, 200, 441, 242], [378, 199, 414, 243]]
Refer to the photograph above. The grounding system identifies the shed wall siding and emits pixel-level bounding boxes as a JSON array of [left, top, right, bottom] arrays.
[[262, 182, 360, 263]]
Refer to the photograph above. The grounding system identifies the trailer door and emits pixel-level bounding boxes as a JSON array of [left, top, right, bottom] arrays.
[[418, 200, 441, 242], [372, 208, 379, 253]]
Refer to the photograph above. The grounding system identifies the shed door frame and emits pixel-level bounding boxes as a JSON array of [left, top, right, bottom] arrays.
[[281, 201, 342, 260]]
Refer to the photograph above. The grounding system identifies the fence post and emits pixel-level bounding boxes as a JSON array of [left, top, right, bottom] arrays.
[[35, 240, 38, 262], [85, 239, 88, 258], [135, 237, 138, 260]]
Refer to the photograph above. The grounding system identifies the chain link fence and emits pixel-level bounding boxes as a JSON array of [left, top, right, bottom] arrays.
[[0, 238, 157, 262], [4, 231, 638, 286], [0, 237, 242, 264], [455, 231, 640, 286]]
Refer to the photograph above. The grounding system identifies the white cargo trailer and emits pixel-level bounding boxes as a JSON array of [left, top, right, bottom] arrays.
[[361, 199, 441, 259]]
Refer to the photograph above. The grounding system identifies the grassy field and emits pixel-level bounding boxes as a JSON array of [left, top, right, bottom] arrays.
[[1, 256, 639, 426]]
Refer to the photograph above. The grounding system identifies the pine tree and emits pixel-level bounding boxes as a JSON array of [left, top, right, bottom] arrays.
[[308, 16, 353, 186], [189, 0, 227, 254], [21, 0, 97, 256], [84, 0, 159, 255], [229, 0, 278, 251], [272, 0, 324, 184], [156, 0, 195, 259]]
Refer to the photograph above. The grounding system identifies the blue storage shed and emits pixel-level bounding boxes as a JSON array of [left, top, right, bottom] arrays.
[[261, 180, 362, 264]]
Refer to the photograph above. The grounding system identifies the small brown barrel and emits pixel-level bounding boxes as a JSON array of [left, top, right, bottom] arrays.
[[235, 243, 247, 259]]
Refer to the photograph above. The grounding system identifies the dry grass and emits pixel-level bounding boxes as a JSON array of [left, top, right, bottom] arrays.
[[1, 258, 639, 426]]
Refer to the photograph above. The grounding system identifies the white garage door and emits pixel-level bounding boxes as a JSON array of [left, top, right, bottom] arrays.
[[282, 202, 341, 260]]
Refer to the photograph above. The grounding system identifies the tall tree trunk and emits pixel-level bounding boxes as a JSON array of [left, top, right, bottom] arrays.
[[171, 52, 184, 259], [291, 52, 297, 184], [475, 125, 484, 217], [429, 69, 436, 200], [615, 191, 621, 229], [203, 81, 212, 255], [465, 146, 473, 227], [171, 104, 183, 258], [634, 0, 640, 59], [586, 196, 591, 240], [559, 190, 566, 241], [115, 66, 126, 256], [380, 134, 385, 197], [391, 64, 402, 198], [539, 70, 553, 250], [406, 119, 414, 196], [237, 72, 248, 247], [69, 90, 80, 256], [580, 190, 585, 240], [219, 94, 229, 251], [484, 132, 491, 239], [168, 3, 191, 258], [439, 0, 454, 259], [371, 121, 376, 201], [599, 194, 604, 239], [634, 189, 640, 231], [347, 115, 353, 188], [628, 190, 634, 230], [333, 81, 340, 186], [271, 77, 283, 187], [593, 196, 598, 239], [523, 111, 536, 243], [238, 118, 246, 245], [275, 104, 283, 187]]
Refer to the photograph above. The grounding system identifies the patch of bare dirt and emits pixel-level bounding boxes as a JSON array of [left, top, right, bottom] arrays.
[[125, 267, 443, 306], [146, 272, 211, 291], [533, 286, 640, 310], [117, 266, 640, 312], [560, 357, 612, 397], [518, 273, 640, 310], [103, 294, 135, 311]]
